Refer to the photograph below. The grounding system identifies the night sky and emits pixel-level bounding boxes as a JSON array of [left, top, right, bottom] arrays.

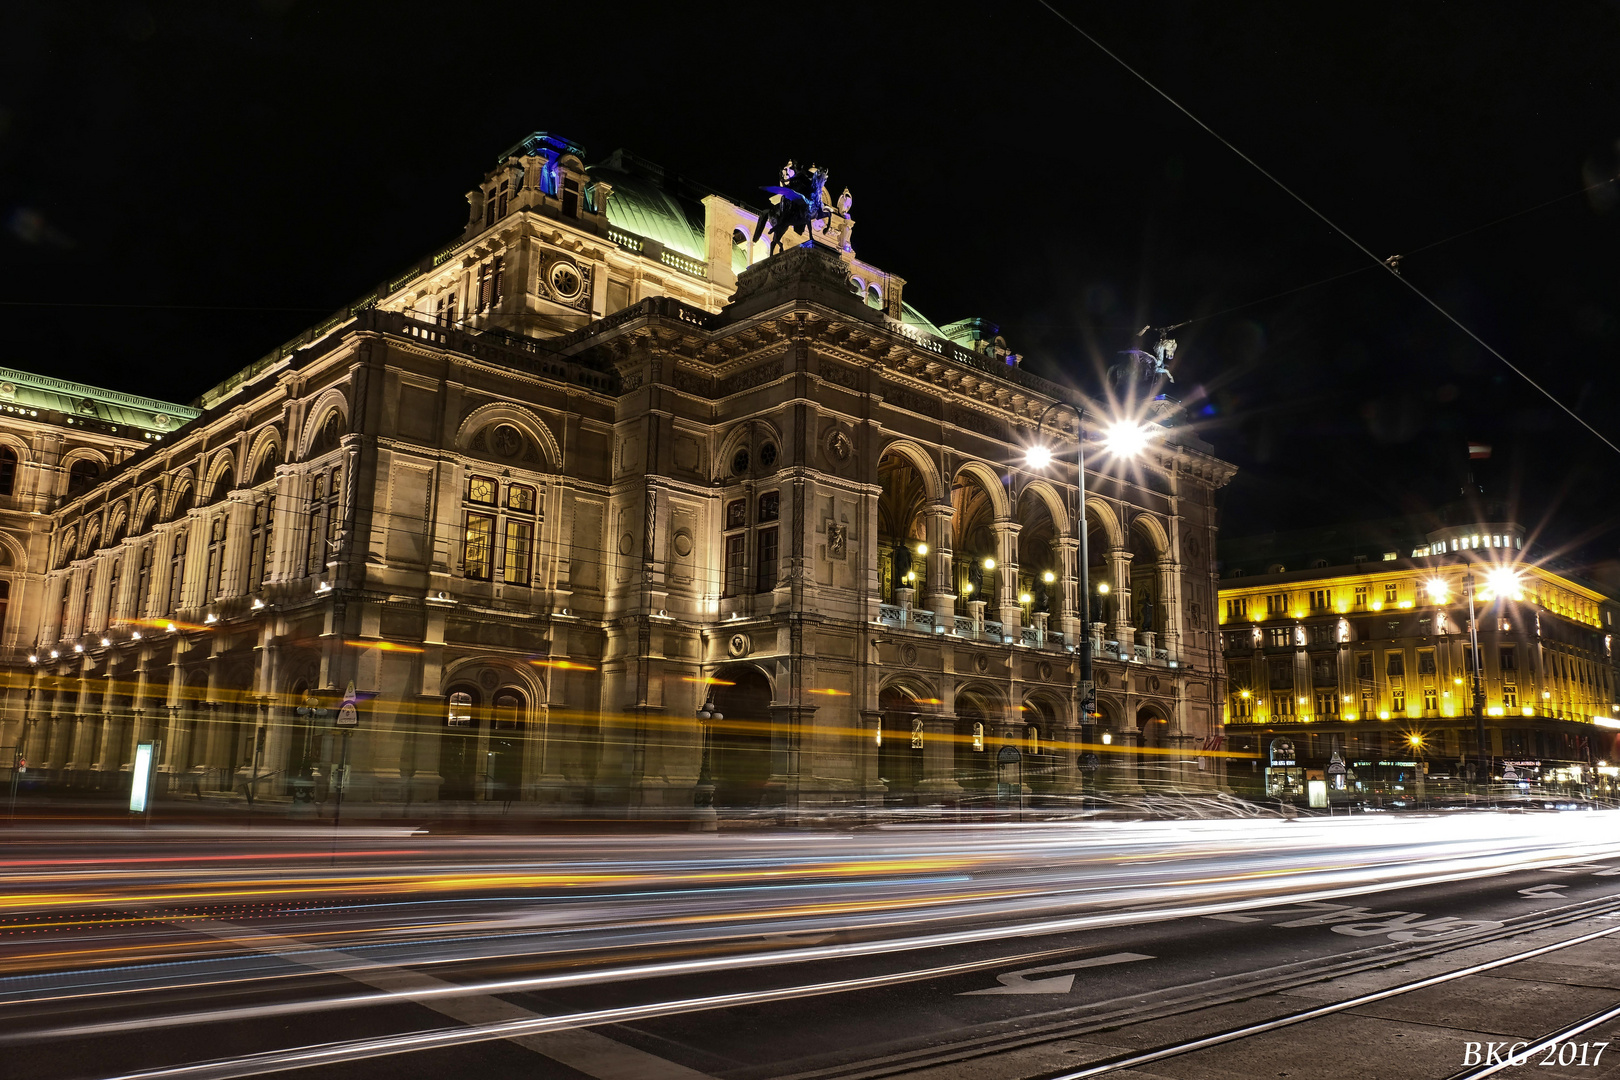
[[4, 3, 1618, 561]]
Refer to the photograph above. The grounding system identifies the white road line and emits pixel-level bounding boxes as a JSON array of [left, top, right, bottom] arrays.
[[185, 920, 717, 1080]]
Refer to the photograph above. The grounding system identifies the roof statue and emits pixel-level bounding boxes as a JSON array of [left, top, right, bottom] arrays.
[[1115, 329, 1177, 387], [752, 160, 855, 257]]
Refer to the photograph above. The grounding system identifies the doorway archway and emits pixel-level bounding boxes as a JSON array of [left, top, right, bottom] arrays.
[[709, 666, 773, 807]]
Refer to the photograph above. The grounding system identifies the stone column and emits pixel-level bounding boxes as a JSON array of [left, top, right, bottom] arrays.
[[1157, 560, 1183, 661], [993, 523, 1021, 637], [764, 702, 817, 810], [1109, 549, 1134, 648], [921, 504, 956, 625], [1054, 537, 1080, 642], [916, 714, 962, 801]]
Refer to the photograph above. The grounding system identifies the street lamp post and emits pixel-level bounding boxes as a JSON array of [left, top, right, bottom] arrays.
[[1026, 402, 1096, 745], [1466, 571, 1487, 784], [693, 694, 720, 832]]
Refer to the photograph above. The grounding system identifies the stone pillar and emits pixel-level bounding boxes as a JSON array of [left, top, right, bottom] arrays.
[[1054, 537, 1080, 642], [764, 703, 817, 809], [916, 714, 962, 800], [993, 523, 1021, 636], [921, 504, 956, 624], [859, 708, 888, 807], [1158, 560, 1183, 661], [1109, 549, 1134, 647]]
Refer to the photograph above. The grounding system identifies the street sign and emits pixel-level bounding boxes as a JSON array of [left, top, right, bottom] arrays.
[[336, 701, 358, 727]]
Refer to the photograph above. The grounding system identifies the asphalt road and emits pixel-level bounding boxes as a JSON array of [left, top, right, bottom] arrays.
[[9, 811, 1620, 1080]]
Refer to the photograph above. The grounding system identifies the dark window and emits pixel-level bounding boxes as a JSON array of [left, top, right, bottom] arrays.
[[204, 516, 228, 600], [0, 446, 16, 496], [759, 442, 778, 468], [1312, 656, 1335, 683], [103, 557, 120, 626], [758, 491, 780, 523], [68, 459, 102, 498], [249, 498, 273, 588], [485, 188, 497, 227], [305, 474, 327, 577], [1356, 653, 1373, 679], [1500, 647, 1517, 671], [1269, 658, 1292, 688], [731, 448, 750, 475], [1418, 650, 1437, 675], [756, 528, 778, 593], [562, 178, 579, 217], [1386, 652, 1405, 677], [724, 534, 746, 596], [135, 546, 151, 615], [725, 499, 746, 530], [167, 528, 188, 614]]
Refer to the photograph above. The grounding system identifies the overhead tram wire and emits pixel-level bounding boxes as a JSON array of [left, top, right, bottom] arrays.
[[1135, 173, 1620, 337], [1032, 0, 1620, 458]]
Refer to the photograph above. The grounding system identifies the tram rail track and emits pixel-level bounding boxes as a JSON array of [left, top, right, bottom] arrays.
[[774, 891, 1620, 1080]]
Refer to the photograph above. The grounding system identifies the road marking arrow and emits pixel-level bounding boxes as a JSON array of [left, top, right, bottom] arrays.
[[1519, 884, 1568, 898], [959, 952, 1153, 996]]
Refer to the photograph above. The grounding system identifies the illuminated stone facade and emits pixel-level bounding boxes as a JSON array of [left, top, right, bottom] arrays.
[[0, 133, 1233, 811], [1218, 518, 1620, 794]]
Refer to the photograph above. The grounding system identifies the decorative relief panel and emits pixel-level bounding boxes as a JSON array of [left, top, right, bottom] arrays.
[[885, 386, 942, 418], [718, 358, 784, 397]]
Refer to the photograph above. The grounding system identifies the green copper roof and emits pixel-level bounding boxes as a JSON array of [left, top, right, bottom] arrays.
[[901, 302, 946, 338], [0, 365, 199, 434], [593, 166, 707, 261]]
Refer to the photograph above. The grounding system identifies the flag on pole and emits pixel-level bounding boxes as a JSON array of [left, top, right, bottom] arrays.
[[1467, 442, 1492, 460]]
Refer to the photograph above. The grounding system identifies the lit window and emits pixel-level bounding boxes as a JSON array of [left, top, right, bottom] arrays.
[[463, 513, 493, 580], [468, 476, 497, 505]]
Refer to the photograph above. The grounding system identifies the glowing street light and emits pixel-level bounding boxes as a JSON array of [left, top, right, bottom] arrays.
[[1024, 444, 1053, 470], [1486, 566, 1523, 600], [1427, 579, 1449, 603], [1102, 420, 1152, 458]]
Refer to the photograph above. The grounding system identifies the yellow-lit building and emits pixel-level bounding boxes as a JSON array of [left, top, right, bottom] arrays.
[[1217, 516, 1620, 798]]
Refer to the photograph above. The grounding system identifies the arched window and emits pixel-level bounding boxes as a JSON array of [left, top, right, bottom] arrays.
[[67, 459, 102, 498], [170, 483, 194, 521], [0, 446, 17, 497], [447, 691, 474, 728], [210, 466, 235, 505], [310, 410, 344, 458], [252, 444, 280, 486], [0, 580, 11, 641], [493, 691, 524, 731]]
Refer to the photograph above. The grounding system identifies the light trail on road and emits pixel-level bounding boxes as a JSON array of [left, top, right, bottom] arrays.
[[6, 811, 1620, 1078]]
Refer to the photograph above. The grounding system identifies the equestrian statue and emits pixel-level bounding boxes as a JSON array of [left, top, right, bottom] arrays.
[[752, 160, 833, 256]]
